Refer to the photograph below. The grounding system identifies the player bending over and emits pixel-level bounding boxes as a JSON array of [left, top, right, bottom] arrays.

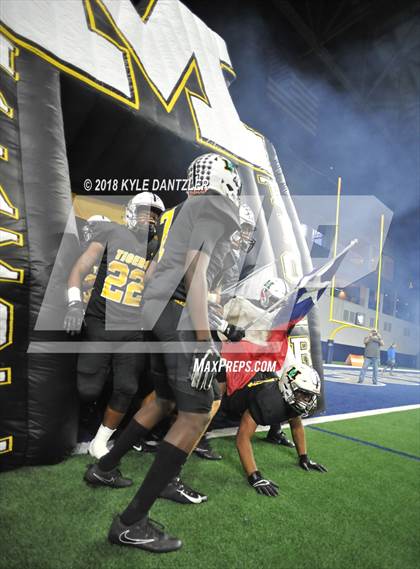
[[224, 362, 326, 496], [214, 278, 327, 495]]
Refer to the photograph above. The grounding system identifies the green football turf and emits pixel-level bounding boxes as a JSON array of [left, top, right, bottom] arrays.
[[1, 409, 419, 569], [308, 409, 420, 456]]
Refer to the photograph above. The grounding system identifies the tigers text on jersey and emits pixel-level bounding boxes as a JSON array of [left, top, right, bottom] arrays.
[[86, 221, 159, 329]]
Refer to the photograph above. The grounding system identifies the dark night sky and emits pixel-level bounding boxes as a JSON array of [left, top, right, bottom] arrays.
[[181, 0, 420, 286], [135, 0, 420, 290]]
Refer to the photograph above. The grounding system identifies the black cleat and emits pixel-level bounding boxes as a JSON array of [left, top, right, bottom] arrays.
[[84, 463, 133, 488], [194, 437, 222, 460], [266, 430, 295, 448], [108, 515, 182, 553], [132, 439, 159, 453], [159, 477, 208, 504]]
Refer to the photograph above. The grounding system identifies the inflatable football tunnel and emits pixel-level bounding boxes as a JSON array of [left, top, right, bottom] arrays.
[[0, 0, 323, 471]]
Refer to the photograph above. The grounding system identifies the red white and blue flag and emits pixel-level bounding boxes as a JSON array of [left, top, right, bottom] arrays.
[[223, 240, 357, 395], [266, 239, 357, 334]]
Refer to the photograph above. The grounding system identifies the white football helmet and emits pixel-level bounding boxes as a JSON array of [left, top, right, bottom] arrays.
[[187, 153, 241, 207], [279, 364, 321, 415], [125, 192, 165, 235], [260, 277, 288, 309], [231, 204, 256, 253], [82, 214, 110, 243]]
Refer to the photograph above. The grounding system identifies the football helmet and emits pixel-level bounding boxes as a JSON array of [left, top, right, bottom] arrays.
[[279, 364, 321, 415], [82, 214, 110, 243], [187, 153, 241, 207], [231, 204, 256, 253], [259, 277, 288, 309], [125, 192, 165, 236]]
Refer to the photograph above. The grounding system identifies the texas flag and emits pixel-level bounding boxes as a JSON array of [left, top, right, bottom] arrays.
[[222, 240, 357, 395], [268, 239, 358, 334]]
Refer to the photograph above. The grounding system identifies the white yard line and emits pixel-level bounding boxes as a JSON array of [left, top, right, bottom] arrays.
[[207, 404, 420, 439]]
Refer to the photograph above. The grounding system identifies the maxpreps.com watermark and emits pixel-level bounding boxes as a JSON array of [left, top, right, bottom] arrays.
[[83, 178, 207, 192], [193, 358, 277, 375]]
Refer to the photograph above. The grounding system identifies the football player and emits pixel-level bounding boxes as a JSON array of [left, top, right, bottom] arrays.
[[194, 203, 257, 460], [206, 203, 257, 304], [64, 192, 164, 459], [258, 279, 297, 448], [84, 153, 241, 553], [225, 363, 327, 497], [213, 279, 327, 496], [127, 204, 252, 459], [206, 265, 296, 458]]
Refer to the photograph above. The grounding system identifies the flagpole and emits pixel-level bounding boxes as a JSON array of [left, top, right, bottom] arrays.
[[374, 214, 385, 330], [329, 176, 342, 322]]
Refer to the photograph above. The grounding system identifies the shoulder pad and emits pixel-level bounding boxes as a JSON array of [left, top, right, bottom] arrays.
[[90, 221, 119, 244]]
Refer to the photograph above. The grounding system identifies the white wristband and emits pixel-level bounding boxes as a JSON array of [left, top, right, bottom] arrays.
[[217, 319, 229, 334], [68, 287, 82, 304]]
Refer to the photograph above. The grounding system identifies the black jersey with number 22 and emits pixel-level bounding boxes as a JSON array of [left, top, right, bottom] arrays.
[[86, 221, 159, 327]]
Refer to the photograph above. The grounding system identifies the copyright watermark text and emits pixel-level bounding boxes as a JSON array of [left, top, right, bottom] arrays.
[[83, 178, 198, 192]]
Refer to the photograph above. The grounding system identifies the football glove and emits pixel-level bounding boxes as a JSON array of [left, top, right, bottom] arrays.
[[208, 303, 245, 342], [64, 301, 84, 335], [222, 322, 246, 342], [190, 342, 220, 391], [248, 470, 279, 497], [298, 454, 327, 473]]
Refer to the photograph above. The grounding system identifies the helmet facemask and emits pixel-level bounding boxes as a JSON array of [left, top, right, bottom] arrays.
[[279, 365, 321, 416], [125, 193, 165, 238], [231, 204, 256, 252], [292, 389, 318, 415], [231, 223, 256, 253], [126, 205, 159, 238]]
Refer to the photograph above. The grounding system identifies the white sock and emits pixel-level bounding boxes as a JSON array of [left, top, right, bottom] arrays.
[[89, 424, 116, 459]]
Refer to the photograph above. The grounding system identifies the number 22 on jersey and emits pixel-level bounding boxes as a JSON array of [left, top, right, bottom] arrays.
[[101, 260, 147, 307]]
